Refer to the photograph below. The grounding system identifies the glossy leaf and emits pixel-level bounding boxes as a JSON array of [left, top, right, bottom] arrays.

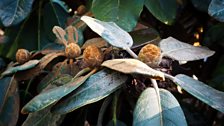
[[91, 0, 144, 31], [52, 69, 128, 114], [144, 0, 177, 25], [21, 70, 94, 113], [0, 77, 19, 126], [133, 88, 187, 126], [43, 1, 69, 41], [159, 37, 215, 61], [22, 106, 63, 126], [129, 28, 160, 49], [102, 59, 164, 80], [81, 16, 133, 49], [0, 0, 34, 27], [174, 74, 224, 113], [208, 0, 224, 22], [1, 60, 40, 76]]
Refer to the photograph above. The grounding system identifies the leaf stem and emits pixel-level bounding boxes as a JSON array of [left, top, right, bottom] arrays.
[[125, 47, 138, 59]]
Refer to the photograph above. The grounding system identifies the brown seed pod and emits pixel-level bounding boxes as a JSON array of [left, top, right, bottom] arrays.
[[138, 44, 162, 67], [76, 5, 86, 15], [83, 45, 104, 68], [16, 49, 31, 64], [65, 43, 81, 59]]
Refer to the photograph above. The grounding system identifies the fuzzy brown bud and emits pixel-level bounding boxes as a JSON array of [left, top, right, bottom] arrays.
[[138, 44, 162, 67], [83, 45, 104, 68], [76, 5, 86, 15], [16, 49, 30, 64], [65, 43, 81, 59]]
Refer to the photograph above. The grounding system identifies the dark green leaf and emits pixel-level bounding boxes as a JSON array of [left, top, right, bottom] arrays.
[[1, 60, 39, 76], [22, 105, 63, 126], [203, 24, 224, 47], [133, 88, 187, 126], [159, 37, 215, 61], [52, 69, 128, 114], [129, 28, 160, 49], [174, 74, 224, 113], [81, 16, 133, 49], [144, 0, 177, 25], [0, 0, 34, 26], [0, 77, 19, 126], [43, 1, 70, 42], [21, 70, 94, 114], [208, 0, 224, 22], [91, 0, 144, 31], [0, 77, 13, 112], [106, 120, 127, 126]]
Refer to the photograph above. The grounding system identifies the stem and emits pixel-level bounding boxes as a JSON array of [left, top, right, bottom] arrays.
[[125, 47, 138, 59], [151, 79, 163, 126], [74, 67, 91, 79], [97, 96, 113, 126], [126, 46, 163, 125]]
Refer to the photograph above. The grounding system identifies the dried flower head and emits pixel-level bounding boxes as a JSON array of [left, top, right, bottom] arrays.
[[65, 43, 81, 59], [16, 49, 31, 64], [138, 44, 162, 67], [83, 45, 104, 68]]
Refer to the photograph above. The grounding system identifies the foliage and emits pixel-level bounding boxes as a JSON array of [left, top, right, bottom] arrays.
[[0, 0, 224, 125]]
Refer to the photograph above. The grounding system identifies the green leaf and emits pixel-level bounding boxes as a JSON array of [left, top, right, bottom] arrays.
[[43, 1, 70, 42], [0, 0, 69, 59], [52, 69, 128, 114], [129, 28, 160, 49], [144, 0, 177, 25], [22, 106, 63, 126], [106, 120, 127, 126], [203, 24, 224, 47], [159, 37, 215, 61], [21, 70, 94, 114], [1, 60, 40, 77], [81, 16, 133, 49], [174, 74, 224, 113], [208, 0, 224, 22], [133, 88, 187, 126], [0, 77, 12, 112], [91, 0, 144, 31], [0, 0, 34, 27], [0, 77, 19, 126], [102, 59, 164, 80]]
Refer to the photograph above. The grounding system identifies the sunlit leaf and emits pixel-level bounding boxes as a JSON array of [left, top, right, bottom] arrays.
[[1, 60, 40, 76], [91, 0, 144, 32], [174, 74, 224, 113], [102, 59, 164, 80], [0, 76, 19, 126], [52, 69, 128, 114], [81, 16, 133, 49], [208, 0, 224, 22], [21, 69, 95, 114], [144, 0, 177, 25], [133, 88, 187, 126], [159, 37, 215, 61], [0, 0, 34, 27]]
